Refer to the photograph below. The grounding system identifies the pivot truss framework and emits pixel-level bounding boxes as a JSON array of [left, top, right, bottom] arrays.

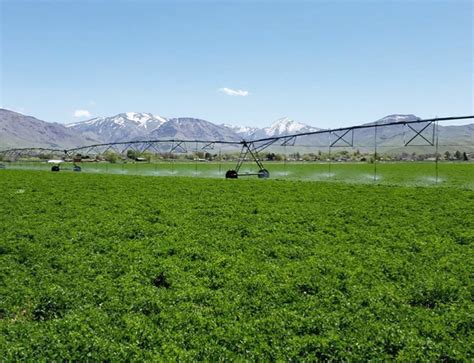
[[0, 115, 473, 179]]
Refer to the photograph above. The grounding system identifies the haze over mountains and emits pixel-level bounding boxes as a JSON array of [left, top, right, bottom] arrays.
[[0, 108, 472, 152]]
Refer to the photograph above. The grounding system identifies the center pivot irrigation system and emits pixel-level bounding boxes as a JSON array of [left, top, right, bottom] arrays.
[[1, 115, 473, 179]]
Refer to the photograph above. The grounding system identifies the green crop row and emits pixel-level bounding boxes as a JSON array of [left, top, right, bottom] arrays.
[[0, 170, 473, 360]]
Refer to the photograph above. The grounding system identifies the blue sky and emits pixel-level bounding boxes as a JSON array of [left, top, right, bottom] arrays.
[[1, 0, 472, 128]]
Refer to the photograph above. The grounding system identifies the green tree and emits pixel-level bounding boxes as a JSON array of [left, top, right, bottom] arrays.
[[454, 150, 462, 160], [127, 149, 139, 160], [444, 151, 451, 160], [195, 151, 205, 159], [142, 152, 154, 162], [266, 153, 276, 161], [104, 151, 118, 163]]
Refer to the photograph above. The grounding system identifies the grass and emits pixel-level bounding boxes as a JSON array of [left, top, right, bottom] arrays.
[[0, 169, 473, 360]]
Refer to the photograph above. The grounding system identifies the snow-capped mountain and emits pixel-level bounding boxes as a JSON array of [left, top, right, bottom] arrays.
[[340, 114, 431, 150], [122, 112, 168, 128], [148, 118, 240, 141], [251, 117, 320, 139], [68, 114, 321, 143], [66, 112, 167, 143], [221, 124, 259, 139], [367, 114, 420, 125]]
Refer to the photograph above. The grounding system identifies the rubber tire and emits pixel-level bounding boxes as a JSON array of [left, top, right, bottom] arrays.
[[258, 169, 270, 179], [73, 166, 82, 172], [225, 170, 238, 179], [51, 165, 60, 172]]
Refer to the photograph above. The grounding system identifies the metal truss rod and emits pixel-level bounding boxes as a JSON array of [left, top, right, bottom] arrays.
[[330, 128, 354, 147], [405, 121, 434, 146], [251, 115, 474, 144], [234, 143, 250, 172], [233, 142, 266, 174], [246, 143, 266, 170], [435, 119, 439, 184], [374, 124, 378, 182], [281, 136, 297, 147], [170, 141, 187, 153], [251, 139, 279, 153], [67, 139, 242, 154], [202, 142, 215, 150]]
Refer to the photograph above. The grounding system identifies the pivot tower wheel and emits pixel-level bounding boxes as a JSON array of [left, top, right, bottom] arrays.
[[225, 170, 238, 179], [51, 165, 60, 172], [258, 169, 270, 179]]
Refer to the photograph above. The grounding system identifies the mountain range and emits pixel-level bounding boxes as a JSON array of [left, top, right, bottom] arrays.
[[0, 109, 96, 149], [65, 113, 321, 143], [0, 108, 472, 153], [66, 112, 168, 143]]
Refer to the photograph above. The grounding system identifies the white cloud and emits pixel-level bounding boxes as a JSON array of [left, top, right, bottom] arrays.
[[74, 109, 91, 118], [219, 87, 250, 97]]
